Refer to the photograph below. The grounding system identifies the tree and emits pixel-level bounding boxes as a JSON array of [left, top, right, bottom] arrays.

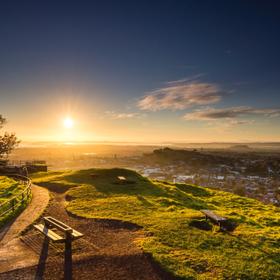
[[0, 114, 20, 158], [0, 115, 6, 129]]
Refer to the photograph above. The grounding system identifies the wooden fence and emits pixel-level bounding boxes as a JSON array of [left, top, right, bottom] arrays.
[[0, 175, 32, 219]]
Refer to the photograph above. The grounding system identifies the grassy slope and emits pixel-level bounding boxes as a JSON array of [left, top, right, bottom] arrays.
[[32, 169, 280, 280], [0, 176, 29, 227]]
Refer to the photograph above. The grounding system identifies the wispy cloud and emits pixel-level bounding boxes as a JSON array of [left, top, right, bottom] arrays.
[[138, 79, 223, 111], [183, 106, 280, 121], [165, 74, 205, 85], [105, 111, 145, 119], [229, 119, 255, 125]]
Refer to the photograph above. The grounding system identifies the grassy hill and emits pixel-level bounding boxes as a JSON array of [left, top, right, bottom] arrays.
[[0, 176, 29, 227], [32, 168, 280, 279]]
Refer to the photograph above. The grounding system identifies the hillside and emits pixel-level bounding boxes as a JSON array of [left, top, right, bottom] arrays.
[[0, 176, 29, 228], [32, 168, 280, 279]]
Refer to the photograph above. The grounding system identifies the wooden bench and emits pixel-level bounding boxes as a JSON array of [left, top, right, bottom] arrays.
[[115, 176, 136, 185], [34, 216, 83, 280], [90, 173, 100, 179], [117, 176, 127, 183], [201, 209, 228, 230], [33, 216, 83, 242]]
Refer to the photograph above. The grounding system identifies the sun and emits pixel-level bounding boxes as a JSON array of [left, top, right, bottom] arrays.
[[63, 117, 74, 129]]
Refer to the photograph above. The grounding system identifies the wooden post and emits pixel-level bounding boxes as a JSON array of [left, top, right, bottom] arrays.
[[64, 230, 73, 280], [12, 199, 15, 211]]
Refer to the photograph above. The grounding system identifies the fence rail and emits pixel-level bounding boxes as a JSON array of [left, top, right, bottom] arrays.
[[0, 174, 32, 219]]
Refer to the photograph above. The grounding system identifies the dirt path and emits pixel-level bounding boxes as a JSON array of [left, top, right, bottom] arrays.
[[0, 185, 50, 273], [0, 187, 177, 280]]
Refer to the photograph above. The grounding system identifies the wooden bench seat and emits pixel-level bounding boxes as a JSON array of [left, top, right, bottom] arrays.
[[201, 210, 227, 223], [117, 176, 127, 182], [43, 216, 83, 240], [200, 209, 228, 230], [114, 176, 135, 185], [33, 224, 65, 243]]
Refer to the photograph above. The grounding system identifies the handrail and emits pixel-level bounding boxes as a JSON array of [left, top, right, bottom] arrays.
[[0, 174, 32, 218]]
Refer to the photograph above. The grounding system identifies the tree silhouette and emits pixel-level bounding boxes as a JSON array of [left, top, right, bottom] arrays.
[[0, 115, 20, 158], [0, 115, 6, 129]]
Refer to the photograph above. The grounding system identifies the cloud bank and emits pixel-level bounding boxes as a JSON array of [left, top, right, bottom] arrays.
[[184, 106, 280, 121], [138, 81, 223, 111]]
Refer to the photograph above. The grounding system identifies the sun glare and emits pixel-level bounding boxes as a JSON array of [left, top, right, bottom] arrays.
[[63, 117, 74, 129]]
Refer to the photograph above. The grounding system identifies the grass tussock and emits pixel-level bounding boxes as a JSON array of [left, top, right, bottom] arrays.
[[33, 168, 280, 279]]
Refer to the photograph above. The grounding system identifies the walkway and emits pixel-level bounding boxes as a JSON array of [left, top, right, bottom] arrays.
[[0, 185, 49, 272]]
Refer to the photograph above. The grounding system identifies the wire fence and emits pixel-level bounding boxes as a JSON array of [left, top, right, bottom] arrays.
[[0, 174, 32, 219]]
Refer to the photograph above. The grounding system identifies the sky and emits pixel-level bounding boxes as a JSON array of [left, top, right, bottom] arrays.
[[0, 0, 280, 143]]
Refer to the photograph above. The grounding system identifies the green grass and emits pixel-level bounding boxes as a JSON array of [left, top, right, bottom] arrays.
[[32, 168, 280, 279], [0, 176, 30, 228]]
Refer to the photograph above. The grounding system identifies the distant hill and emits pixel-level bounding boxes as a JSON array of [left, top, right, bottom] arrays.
[[32, 168, 280, 279], [229, 144, 251, 150], [143, 147, 237, 167]]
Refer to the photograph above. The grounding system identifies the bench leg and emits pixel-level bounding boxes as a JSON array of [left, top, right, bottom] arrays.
[[64, 235, 72, 280]]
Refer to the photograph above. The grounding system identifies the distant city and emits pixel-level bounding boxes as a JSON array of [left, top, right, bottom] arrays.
[[7, 144, 280, 206]]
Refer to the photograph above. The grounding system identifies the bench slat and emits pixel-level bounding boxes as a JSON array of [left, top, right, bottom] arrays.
[[44, 216, 83, 239], [201, 210, 227, 222], [34, 224, 65, 243], [72, 229, 84, 240], [44, 216, 73, 232]]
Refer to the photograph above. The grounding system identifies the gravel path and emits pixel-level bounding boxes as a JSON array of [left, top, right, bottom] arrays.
[[0, 186, 177, 280]]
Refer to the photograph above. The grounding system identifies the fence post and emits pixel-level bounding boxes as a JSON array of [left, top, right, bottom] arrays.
[[12, 198, 15, 211], [0, 176, 31, 218]]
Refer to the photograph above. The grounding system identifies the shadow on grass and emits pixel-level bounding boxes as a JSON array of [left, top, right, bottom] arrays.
[[63, 168, 165, 196], [36, 182, 73, 193], [189, 219, 212, 231], [63, 168, 211, 211], [66, 208, 143, 230], [35, 236, 73, 280]]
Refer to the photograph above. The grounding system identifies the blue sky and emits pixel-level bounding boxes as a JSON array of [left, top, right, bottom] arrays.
[[0, 1, 280, 142]]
